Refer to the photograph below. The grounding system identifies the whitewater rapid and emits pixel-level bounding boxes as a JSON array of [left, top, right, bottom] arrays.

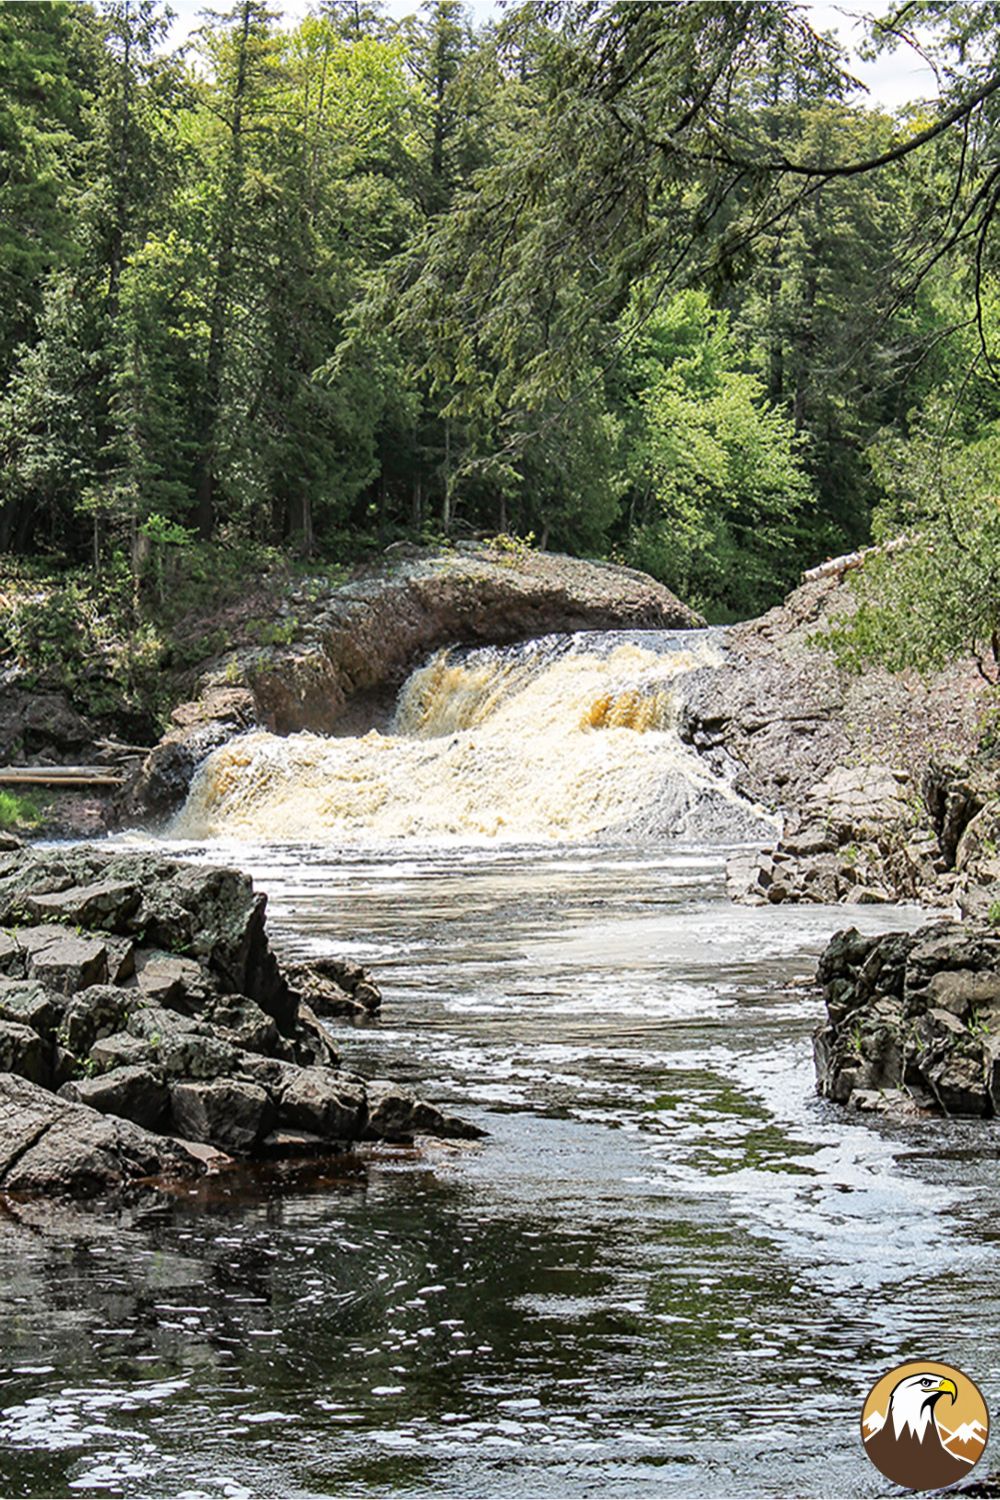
[[172, 630, 776, 845]]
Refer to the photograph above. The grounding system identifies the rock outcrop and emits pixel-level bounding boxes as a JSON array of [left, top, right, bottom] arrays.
[[813, 920, 1000, 1117], [676, 571, 988, 909], [0, 846, 479, 1197], [726, 766, 951, 908], [120, 544, 700, 822]]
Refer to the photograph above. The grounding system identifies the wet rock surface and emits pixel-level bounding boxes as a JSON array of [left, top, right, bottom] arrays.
[[0, 847, 481, 1197], [813, 919, 1000, 1117]]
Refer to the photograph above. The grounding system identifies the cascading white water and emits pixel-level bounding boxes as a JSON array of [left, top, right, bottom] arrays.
[[171, 630, 776, 844]]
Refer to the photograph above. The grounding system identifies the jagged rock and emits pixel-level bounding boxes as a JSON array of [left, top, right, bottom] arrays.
[[923, 1051, 989, 1116], [203, 994, 278, 1054], [0, 848, 295, 1030], [923, 761, 988, 867], [15, 927, 109, 994], [59, 985, 132, 1055], [925, 968, 1000, 1019], [286, 957, 383, 1019], [283, 1002, 339, 1068], [278, 1068, 366, 1138], [156, 1031, 240, 1079], [59, 1066, 170, 1132], [0, 1019, 50, 1087], [170, 1079, 272, 1152], [106, 937, 137, 984], [0, 847, 481, 1196], [125, 1002, 198, 1042], [0, 1072, 193, 1195], [21, 880, 141, 931], [0, 688, 94, 766], [89, 1031, 157, 1072], [728, 763, 932, 908], [134, 950, 209, 1009], [0, 978, 64, 1037], [814, 919, 1000, 1119], [364, 1081, 484, 1142], [117, 686, 256, 824]]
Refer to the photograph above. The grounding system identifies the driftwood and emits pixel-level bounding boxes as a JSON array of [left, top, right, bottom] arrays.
[[0, 767, 125, 788], [801, 534, 911, 584], [94, 737, 151, 757]]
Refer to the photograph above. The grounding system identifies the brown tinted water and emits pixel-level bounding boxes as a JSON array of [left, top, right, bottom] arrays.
[[1, 842, 997, 1498]]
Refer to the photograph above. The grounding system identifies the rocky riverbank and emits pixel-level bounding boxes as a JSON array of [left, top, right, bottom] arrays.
[[813, 919, 1000, 1119], [672, 569, 993, 913], [0, 844, 479, 1198]]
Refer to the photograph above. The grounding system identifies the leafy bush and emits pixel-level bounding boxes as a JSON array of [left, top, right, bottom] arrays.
[[826, 408, 1000, 679], [0, 791, 43, 830]]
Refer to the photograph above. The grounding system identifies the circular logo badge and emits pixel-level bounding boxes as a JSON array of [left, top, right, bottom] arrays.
[[862, 1360, 989, 1491]]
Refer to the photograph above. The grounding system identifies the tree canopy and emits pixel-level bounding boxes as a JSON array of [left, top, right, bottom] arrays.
[[2, 0, 1000, 631]]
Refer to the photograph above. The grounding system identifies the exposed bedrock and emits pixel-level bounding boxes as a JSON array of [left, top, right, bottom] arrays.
[[118, 544, 700, 822], [813, 920, 1000, 1118], [0, 846, 479, 1198], [674, 572, 990, 908]]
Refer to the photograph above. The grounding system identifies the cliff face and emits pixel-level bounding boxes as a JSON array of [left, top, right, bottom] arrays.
[[119, 544, 702, 823]]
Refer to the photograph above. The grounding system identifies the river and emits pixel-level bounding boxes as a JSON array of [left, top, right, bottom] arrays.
[[2, 633, 999, 1498], [3, 842, 998, 1498]]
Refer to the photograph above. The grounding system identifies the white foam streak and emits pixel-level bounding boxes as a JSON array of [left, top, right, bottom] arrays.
[[172, 634, 768, 845]]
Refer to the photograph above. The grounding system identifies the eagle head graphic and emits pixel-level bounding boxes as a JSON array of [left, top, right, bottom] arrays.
[[864, 1370, 977, 1489]]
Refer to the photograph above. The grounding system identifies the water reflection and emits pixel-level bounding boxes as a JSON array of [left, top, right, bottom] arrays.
[[3, 843, 999, 1497]]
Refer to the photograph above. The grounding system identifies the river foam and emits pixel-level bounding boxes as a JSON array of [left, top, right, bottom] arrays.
[[172, 631, 776, 845]]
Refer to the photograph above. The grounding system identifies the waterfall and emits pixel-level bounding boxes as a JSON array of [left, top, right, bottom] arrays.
[[171, 630, 776, 844]]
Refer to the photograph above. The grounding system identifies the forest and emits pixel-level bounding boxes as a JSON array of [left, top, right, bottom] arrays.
[[2, 0, 1000, 649]]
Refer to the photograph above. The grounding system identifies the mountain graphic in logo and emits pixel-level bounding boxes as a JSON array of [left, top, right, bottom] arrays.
[[861, 1361, 990, 1491]]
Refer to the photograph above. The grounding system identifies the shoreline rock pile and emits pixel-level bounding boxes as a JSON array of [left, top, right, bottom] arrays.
[[813, 919, 1000, 1117], [0, 845, 479, 1197]]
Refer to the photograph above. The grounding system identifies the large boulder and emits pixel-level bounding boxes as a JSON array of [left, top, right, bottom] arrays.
[[364, 1080, 483, 1143], [278, 1068, 367, 1138], [170, 1079, 273, 1152], [58, 1065, 170, 1132], [0, 1020, 50, 1087], [286, 958, 382, 1021], [0, 846, 295, 1030], [813, 920, 1000, 1117], [0, 1072, 194, 1195]]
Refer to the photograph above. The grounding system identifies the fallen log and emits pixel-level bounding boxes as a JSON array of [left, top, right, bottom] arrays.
[[0, 766, 125, 788], [801, 534, 911, 584]]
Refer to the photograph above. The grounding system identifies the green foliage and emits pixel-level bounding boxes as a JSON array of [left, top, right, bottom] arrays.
[[0, 791, 43, 831], [826, 403, 1000, 678], [486, 531, 537, 567], [1, 0, 1000, 647], [619, 292, 813, 617]]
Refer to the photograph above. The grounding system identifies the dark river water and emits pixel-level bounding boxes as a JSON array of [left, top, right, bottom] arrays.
[[2, 842, 998, 1499]]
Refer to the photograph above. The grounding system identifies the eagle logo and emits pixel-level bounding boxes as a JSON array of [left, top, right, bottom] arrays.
[[862, 1360, 990, 1491]]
